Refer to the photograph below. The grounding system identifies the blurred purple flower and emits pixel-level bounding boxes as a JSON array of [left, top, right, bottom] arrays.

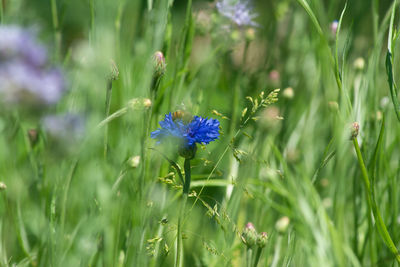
[[42, 113, 85, 143], [0, 25, 65, 107], [216, 0, 258, 27], [0, 26, 47, 67]]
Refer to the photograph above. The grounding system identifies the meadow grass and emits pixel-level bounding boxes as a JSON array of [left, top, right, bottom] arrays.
[[1, 0, 400, 266]]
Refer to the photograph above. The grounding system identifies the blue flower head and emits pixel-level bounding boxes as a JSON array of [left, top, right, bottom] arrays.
[[151, 113, 220, 158], [216, 0, 258, 27]]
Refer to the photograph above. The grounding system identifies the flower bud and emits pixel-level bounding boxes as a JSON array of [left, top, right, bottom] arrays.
[[245, 28, 256, 42], [109, 59, 119, 81], [178, 144, 197, 159], [127, 155, 140, 168], [328, 101, 339, 112], [350, 122, 359, 139], [143, 98, 152, 108], [257, 232, 268, 248], [275, 216, 290, 234], [153, 51, 166, 77], [282, 87, 294, 99], [0, 182, 6, 191], [28, 128, 39, 147], [353, 57, 365, 71], [241, 222, 257, 247], [330, 20, 338, 35]]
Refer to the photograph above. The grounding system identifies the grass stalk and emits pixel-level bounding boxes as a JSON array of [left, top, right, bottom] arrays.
[[50, 0, 61, 58], [104, 80, 113, 158], [353, 137, 400, 263]]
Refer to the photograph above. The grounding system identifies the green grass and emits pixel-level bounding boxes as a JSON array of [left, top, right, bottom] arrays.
[[1, 0, 400, 266]]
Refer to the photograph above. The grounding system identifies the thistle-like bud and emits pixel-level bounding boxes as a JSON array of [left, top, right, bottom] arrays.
[[275, 216, 290, 234], [241, 222, 257, 247], [153, 51, 166, 77], [350, 122, 359, 139], [256, 232, 268, 248], [0, 182, 6, 191], [109, 59, 119, 81]]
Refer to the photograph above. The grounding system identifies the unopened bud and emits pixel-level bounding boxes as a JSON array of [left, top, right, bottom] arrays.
[[328, 101, 339, 111], [0, 182, 6, 191], [330, 20, 338, 35], [269, 70, 280, 82], [127, 156, 140, 168], [109, 59, 119, 81], [353, 57, 365, 71], [275, 216, 290, 234], [153, 51, 166, 77], [245, 28, 256, 42], [257, 232, 268, 248], [282, 87, 294, 99], [241, 222, 257, 247], [350, 122, 359, 139], [143, 98, 152, 108], [28, 128, 39, 147]]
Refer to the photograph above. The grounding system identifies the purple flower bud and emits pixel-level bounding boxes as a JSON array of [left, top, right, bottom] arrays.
[[257, 232, 268, 248], [241, 222, 257, 247], [330, 20, 338, 36], [350, 122, 359, 139]]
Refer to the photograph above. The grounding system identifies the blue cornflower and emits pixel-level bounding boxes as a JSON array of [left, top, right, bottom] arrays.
[[0, 25, 66, 108], [151, 113, 220, 158], [216, 0, 258, 27]]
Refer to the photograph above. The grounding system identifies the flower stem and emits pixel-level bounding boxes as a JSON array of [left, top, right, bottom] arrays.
[[246, 247, 253, 267], [103, 80, 113, 158], [353, 137, 400, 263], [253, 247, 263, 267], [175, 192, 188, 267], [176, 159, 191, 267]]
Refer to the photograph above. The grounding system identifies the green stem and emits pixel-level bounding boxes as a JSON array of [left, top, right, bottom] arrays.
[[353, 138, 400, 263], [175, 193, 188, 267], [0, 0, 3, 23], [253, 247, 263, 267], [246, 247, 253, 267], [183, 159, 191, 195], [176, 159, 191, 267], [104, 80, 113, 158], [50, 0, 61, 58]]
